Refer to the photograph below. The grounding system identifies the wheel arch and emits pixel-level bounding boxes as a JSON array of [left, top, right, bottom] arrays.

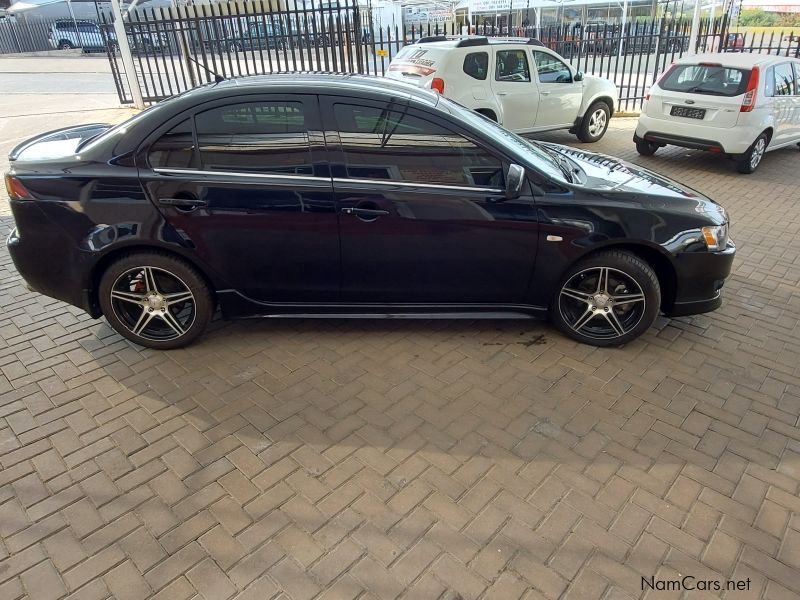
[[475, 107, 498, 122], [582, 94, 615, 118], [87, 244, 219, 317], [562, 242, 677, 313]]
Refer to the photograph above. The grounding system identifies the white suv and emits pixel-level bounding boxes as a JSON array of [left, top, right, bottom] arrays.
[[635, 53, 800, 173], [386, 36, 619, 142]]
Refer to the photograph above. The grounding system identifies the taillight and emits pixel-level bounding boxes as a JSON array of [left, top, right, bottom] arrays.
[[431, 77, 445, 94], [740, 66, 759, 112], [4, 174, 34, 201]]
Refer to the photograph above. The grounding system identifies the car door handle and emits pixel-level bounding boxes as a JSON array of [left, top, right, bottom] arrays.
[[341, 207, 390, 218], [497, 91, 508, 96], [540, 91, 551, 96], [158, 197, 207, 208]]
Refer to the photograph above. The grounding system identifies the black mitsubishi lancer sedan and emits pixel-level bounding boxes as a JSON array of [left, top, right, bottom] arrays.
[[5, 74, 734, 350]]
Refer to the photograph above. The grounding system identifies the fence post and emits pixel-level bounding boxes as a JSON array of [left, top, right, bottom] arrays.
[[688, 0, 701, 54], [110, 0, 145, 108]]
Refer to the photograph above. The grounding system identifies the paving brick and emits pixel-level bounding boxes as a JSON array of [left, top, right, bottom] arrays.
[[2, 119, 800, 600]]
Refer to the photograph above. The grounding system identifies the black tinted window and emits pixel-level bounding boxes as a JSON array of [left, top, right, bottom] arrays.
[[148, 119, 196, 169], [333, 104, 503, 188], [194, 102, 312, 174], [771, 63, 796, 96], [660, 64, 749, 97], [463, 52, 488, 80], [495, 50, 530, 82]]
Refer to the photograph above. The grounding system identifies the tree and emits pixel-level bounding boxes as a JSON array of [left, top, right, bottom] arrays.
[[738, 9, 778, 27]]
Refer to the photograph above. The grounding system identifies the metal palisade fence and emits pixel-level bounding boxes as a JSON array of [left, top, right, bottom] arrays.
[[54, 0, 797, 110]]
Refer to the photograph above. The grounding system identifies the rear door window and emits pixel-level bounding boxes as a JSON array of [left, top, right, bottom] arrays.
[[495, 49, 530, 82], [770, 63, 796, 96], [194, 101, 313, 175], [463, 52, 488, 80], [660, 64, 749, 97]]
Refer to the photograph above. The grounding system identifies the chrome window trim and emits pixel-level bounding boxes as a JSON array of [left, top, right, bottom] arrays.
[[332, 177, 503, 194], [152, 168, 504, 194], [152, 167, 327, 183]]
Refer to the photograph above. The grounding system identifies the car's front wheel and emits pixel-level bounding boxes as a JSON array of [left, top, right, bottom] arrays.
[[57, 40, 75, 50], [98, 251, 214, 349], [577, 101, 611, 142], [550, 250, 660, 346], [735, 133, 768, 174]]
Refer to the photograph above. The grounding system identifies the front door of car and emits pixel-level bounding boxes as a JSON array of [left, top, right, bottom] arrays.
[[138, 95, 340, 303], [530, 50, 583, 129], [490, 48, 539, 130], [321, 96, 539, 304]]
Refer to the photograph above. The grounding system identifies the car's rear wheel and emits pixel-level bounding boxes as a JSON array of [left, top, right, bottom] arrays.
[[98, 252, 213, 349], [735, 133, 768, 174], [58, 40, 74, 50], [550, 250, 660, 347], [577, 101, 610, 142], [636, 140, 659, 156]]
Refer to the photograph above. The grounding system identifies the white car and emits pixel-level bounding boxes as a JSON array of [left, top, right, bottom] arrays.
[[386, 36, 619, 142], [635, 53, 800, 173]]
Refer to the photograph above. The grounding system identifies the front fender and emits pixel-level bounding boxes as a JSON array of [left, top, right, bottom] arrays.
[[579, 79, 619, 116]]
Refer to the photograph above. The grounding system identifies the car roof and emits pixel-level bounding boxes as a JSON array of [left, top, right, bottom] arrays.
[[675, 52, 797, 68], [207, 73, 440, 106]]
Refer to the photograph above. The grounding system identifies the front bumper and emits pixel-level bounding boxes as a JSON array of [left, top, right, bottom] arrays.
[[664, 242, 736, 317], [635, 114, 756, 155]]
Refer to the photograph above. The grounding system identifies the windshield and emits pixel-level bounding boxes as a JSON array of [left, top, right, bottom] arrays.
[[437, 96, 568, 182], [660, 64, 750, 97]]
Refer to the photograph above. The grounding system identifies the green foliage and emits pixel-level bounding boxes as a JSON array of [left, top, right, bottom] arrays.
[[738, 9, 777, 27]]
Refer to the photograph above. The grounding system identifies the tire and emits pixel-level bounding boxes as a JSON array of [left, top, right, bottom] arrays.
[[57, 40, 74, 50], [549, 250, 660, 347], [636, 140, 659, 156], [735, 133, 768, 174], [577, 101, 611, 142], [228, 41, 242, 52], [98, 251, 214, 350]]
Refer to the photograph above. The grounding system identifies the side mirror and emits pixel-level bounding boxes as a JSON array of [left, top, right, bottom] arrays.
[[506, 164, 525, 199], [574, 71, 584, 82]]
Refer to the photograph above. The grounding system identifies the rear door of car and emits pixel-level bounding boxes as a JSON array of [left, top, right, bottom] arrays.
[[137, 94, 340, 303], [490, 47, 539, 130], [320, 95, 539, 304]]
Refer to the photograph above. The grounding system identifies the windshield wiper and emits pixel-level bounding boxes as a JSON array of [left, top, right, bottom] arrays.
[[535, 144, 575, 183]]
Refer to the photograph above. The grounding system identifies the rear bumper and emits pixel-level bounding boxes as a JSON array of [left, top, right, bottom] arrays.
[[664, 243, 736, 318], [7, 200, 98, 317], [635, 114, 755, 154]]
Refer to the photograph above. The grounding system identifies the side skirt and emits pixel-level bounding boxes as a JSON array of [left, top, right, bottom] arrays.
[[217, 290, 548, 320]]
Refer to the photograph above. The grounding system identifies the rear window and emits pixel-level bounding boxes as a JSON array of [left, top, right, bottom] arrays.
[[660, 64, 750, 97]]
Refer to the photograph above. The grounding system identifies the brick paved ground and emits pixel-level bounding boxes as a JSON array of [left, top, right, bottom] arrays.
[[1, 117, 799, 600]]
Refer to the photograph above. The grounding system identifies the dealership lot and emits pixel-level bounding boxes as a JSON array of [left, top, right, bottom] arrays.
[[1, 107, 800, 600]]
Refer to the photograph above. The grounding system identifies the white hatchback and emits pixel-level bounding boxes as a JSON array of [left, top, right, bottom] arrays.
[[635, 53, 800, 173], [386, 36, 619, 142]]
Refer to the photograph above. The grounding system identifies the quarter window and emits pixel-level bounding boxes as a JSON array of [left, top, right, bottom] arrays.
[[194, 102, 313, 174], [463, 52, 488, 80], [333, 103, 504, 188], [495, 50, 530, 82], [532, 51, 572, 83], [148, 118, 196, 169], [771, 63, 796, 96]]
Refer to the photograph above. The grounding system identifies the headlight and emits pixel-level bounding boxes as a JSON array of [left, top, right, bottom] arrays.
[[701, 223, 729, 251]]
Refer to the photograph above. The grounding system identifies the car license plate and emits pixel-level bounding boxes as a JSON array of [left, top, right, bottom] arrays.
[[670, 106, 706, 120]]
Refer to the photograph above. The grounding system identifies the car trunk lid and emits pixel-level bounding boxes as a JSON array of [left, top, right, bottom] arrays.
[[9, 123, 111, 162], [645, 62, 753, 129]]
